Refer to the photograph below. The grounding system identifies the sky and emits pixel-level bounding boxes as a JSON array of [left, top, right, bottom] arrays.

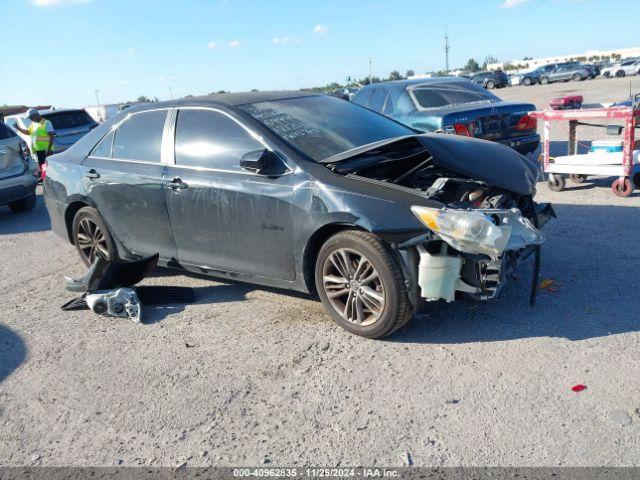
[[0, 0, 638, 107]]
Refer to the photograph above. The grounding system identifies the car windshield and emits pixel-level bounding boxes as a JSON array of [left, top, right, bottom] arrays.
[[240, 95, 413, 161], [410, 82, 499, 109], [43, 110, 95, 130]]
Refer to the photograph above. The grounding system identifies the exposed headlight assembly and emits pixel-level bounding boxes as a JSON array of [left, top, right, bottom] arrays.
[[411, 206, 545, 258]]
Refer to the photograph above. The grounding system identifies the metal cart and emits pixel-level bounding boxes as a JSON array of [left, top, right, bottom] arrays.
[[529, 97, 640, 197]]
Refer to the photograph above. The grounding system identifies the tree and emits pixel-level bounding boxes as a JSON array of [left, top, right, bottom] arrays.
[[463, 58, 481, 73], [388, 70, 402, 81], [405, 69, 415, 78], [136, 95, 152, 103]]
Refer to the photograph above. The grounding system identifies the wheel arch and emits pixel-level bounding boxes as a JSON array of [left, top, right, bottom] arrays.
[[64, 196, 97, 244], [302, 222, 367, 296]]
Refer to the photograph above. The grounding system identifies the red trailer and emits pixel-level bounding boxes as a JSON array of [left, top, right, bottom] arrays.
[[529, 99, 640, 197]]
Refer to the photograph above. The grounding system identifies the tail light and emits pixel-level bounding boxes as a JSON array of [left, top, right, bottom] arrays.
[[516, 114, 537, 131], [19, 141, 31, 165], [453, 123, 472, 136]]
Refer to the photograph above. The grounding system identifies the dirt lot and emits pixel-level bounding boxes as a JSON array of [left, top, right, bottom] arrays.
[[1, 77, 639, 468]]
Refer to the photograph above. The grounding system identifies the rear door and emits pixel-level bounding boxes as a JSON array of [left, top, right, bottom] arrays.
[[82, 109, 177, 261], [163, 107, 296, 280], [0, 123, 27, 181]]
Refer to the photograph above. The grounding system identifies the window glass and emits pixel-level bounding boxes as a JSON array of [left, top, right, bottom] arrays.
[[240, 95, 413, 162], [0, 122, 16, 140], [112, 110, 167, 162], [369, 89, 388, 112], [92, 130, 114, 157], [43, 110, 96, 130], [352, 88, 373, 107], [411, 82, 499, 109], [174, 109, 262, 169]]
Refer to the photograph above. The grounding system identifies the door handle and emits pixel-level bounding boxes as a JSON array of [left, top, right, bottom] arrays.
[[86, 169, 100, 180], [167, 177, 188, 190]]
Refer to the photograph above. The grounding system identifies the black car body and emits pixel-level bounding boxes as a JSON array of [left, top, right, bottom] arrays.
[[470, 71, 509, 89], [44, 92, 552, 338], [352, 78, 539, 155]]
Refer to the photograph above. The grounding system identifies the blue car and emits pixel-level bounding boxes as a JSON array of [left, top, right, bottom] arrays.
[[352, 78, 539, 155]]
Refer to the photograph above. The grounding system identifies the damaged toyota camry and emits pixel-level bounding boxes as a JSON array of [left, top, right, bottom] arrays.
[[44, 92, 553, 338]]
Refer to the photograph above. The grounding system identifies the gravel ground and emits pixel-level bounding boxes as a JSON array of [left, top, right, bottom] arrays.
[[1, 77, 639, 468]]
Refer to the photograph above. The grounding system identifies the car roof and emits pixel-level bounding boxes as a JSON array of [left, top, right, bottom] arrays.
[[358, 77, 471, 91], [115, 91, 323, 115]]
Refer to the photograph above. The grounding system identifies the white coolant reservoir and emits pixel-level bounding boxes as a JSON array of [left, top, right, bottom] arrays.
[[417, 244, 463, 303]]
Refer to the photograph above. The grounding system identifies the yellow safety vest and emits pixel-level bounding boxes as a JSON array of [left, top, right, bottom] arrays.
[[28, 120, 52, 152]]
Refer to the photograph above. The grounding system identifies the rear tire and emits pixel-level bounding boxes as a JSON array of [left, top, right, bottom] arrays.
[[615, 70, 625, 78], [523, 77, 532, 86], [72, 206, 117, 266], [486, 80, 496, 89], [547, 175, 566, 192], [540, 76, 549, 85], [572, 73, 582, 81], [315, 230, 413, 339], [8, 194, 36, 213]]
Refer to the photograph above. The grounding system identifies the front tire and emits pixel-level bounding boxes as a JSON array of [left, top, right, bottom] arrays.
[[572, 73, 582, 81], [8, 194, 36, 213], [615, 70, 625, 78], [486, 80, 495, 89], [315, 230, 413, 339], [540, 76, 549, 85], [523, 77, 532, 86], [72, 206, 117, 266]]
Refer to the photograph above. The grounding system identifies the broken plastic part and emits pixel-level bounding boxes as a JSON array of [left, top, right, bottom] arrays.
[[85, 288, 142, 323], [65, 254, 159, 292]]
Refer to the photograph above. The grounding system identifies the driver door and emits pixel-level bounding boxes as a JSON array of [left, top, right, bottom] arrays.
[[163, 107, 296, 280]]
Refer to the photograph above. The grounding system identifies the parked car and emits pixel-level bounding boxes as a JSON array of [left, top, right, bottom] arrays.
[[0, 121, 38, 213], [329, 87, 360, 101], [6, 108, 98, 155], [601, 60, 640, 78], [470, 71, 509, 89], [538, 64, 594, 84], [352, 78, 539, 155], [44, 92, 552, 339]]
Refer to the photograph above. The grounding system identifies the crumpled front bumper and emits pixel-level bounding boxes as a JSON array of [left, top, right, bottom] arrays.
[[398, 203, 555, 304]]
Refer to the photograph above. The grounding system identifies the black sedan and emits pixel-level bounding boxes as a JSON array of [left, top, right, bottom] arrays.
[[44, 92, 552, 338]]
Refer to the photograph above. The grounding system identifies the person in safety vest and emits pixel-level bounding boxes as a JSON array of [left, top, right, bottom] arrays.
[[13, 108, 56, 178]]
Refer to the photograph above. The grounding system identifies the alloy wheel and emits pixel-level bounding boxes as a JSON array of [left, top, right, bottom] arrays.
[[76, 217, 110, 264], [322, 248, 385, 326]]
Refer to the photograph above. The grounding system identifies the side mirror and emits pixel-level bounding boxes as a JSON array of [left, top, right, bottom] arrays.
[[240, 149, 283, 175]]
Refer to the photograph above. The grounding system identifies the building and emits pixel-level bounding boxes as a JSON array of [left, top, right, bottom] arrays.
[[487, 46, 640, 71]]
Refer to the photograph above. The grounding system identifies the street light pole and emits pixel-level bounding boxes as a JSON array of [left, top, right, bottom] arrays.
[[369, 57, 372, 85], [94, 90, 103, 122], [168, 86, 174, 100]]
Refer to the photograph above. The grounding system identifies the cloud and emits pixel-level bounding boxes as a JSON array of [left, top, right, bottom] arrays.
[[148, 75, 180, 83], [29, 0, 90, 6], [500, 0, 529, 7], [124, 47, 135, 60], [273, 36, 302, 45], [228, 40, 241, 48], [207, 41, 220, 49], [313, 24, 329, 35]]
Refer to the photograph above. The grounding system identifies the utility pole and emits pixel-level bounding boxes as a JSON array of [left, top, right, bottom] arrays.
[[369, 57, 372, 85], [444, 26, 450, 74], [168, 86, 174, 100], [94, 90, 103, 122]]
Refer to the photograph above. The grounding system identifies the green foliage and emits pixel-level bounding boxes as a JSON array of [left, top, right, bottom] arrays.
[[405, 69, 415, 78], [463, 58, 481, 73], [388, 70, 403, 81]]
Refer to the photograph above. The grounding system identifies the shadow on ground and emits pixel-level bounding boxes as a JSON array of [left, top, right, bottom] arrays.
[[0, 194, 51, 235], [0, 325, 27, 384]]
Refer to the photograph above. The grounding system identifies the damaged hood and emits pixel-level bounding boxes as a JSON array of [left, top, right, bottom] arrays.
[[323, 134, 539, 195]]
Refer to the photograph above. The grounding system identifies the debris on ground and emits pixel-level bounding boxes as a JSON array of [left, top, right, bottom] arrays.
[[539, 279, 560, 292], [402, 452, 413, 466], [609, 410, 633, 426], [571, 384, 587, 392]]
